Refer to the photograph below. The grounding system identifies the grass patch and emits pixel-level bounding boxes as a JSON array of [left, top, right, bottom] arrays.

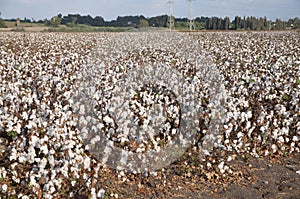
[[4, 21, 44, 28], [7, 131, 18, 137], [45, 24, 134, 32], [282, 94, 290, 101], [296, 79, 300, 85], [11, 27, 25, 32]]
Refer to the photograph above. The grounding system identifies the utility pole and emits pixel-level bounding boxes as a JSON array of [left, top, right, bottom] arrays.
[[167, 0, 174, 31], [188, 0, 195, 31]]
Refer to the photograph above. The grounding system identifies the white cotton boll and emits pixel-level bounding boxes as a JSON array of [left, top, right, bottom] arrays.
[[271, 144, 277, 153], [14, 122, 22, 134], [120, 136, 128, 143], [41, 135, 49, 143], [285, 137, 290, 143], [27, 146, 36, 163], [292, 136, 299, 142], [39, 158, 48, 172], [31, 135, 40, 148], [71, 180, 76, 186], [280, 106, 286, 115], [280, 127, 289, 136], [40, 145, 49, 155], [277, 136, 284, 143], [83, 173, 88, 180], [90, 135, 100, 145], [290, 142, 295, 147], [272, 129, 279, 140], [53, 178, 62, 189], [86, 178, 91, 187], [50, 170, 57, 180], [248, 126, 255, 137], [240, 112, 246, 123], [245, 121, 251, 130], [9, 148, 17, 161], [97, 189, 105, 198], [0, 168, 7, 178], [2, 184, 7, 192], [90, 188, 97, 199], [237, 132, 243, 139], [227, 112, 233, 119], [227, 156, 232, 162], [171, 129, 177, 135], [12, 175, 20, 183], [47, 128, 55, 136], [207, 162, 212, 168], [79, 105, 85, 115], [264, 150, 269, 156], [103, 116, 114, 124], [246, 111, 252, 118], [30, 175, 37, 186], [218, 162, 224, 171], [18, 156, 26, 163], [84, 156, 91, 169], [6, 121, 14, 132], [26, 120, 37, 130], [50, 186, 56, 194]]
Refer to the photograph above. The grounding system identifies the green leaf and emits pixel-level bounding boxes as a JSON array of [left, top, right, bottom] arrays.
[[7, 131, 18, 137]]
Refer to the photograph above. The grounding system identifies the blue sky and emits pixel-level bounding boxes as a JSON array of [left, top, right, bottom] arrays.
[[0, 0, 299, 21]]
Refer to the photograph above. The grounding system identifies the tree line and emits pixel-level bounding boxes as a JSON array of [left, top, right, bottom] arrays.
[[54, 14, 300, 30], [2, 13, 300, 30]]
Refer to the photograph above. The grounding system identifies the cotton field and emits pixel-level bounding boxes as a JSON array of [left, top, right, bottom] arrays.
[[0, 31, 299, 198]]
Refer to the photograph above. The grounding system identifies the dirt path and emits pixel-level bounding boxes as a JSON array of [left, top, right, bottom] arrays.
[[171, 155, 300, 199]]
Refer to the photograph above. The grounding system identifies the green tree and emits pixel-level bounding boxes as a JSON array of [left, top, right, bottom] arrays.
[[234, 16, 241, 30], [139, 19, 149, 28], [0, 19, 6, 28], [205, 18, 212, 29], [293, 17, 300, 29], [274, 18, 285, 30], [223, 17, 230, 30], [50, 15, 61, 27], [263, 16, 269, 30], [44, 19, 51, 26], [0, 12, 6, 28]]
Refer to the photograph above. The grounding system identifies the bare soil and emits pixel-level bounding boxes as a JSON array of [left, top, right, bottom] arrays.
[[171, 155, 300, 199], [88, 154, 300, 199]]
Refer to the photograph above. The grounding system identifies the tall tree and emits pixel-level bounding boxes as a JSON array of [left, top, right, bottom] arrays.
[[223, 17, 230, 30], [50, 16, 61, 27], [139, 19, 149, 28], [234, 16, 242, 30], [0, 12, 7, 28]]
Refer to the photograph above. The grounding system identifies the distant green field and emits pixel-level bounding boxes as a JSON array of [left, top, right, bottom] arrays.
[[1, 21, 137, 32]]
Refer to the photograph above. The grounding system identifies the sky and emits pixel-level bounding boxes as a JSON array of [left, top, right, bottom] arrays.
[[0, 0, 299, 21]]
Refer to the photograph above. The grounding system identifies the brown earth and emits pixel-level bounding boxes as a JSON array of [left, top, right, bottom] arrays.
[[87, 154, 300, 199], [171, 155, 300, 199]]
